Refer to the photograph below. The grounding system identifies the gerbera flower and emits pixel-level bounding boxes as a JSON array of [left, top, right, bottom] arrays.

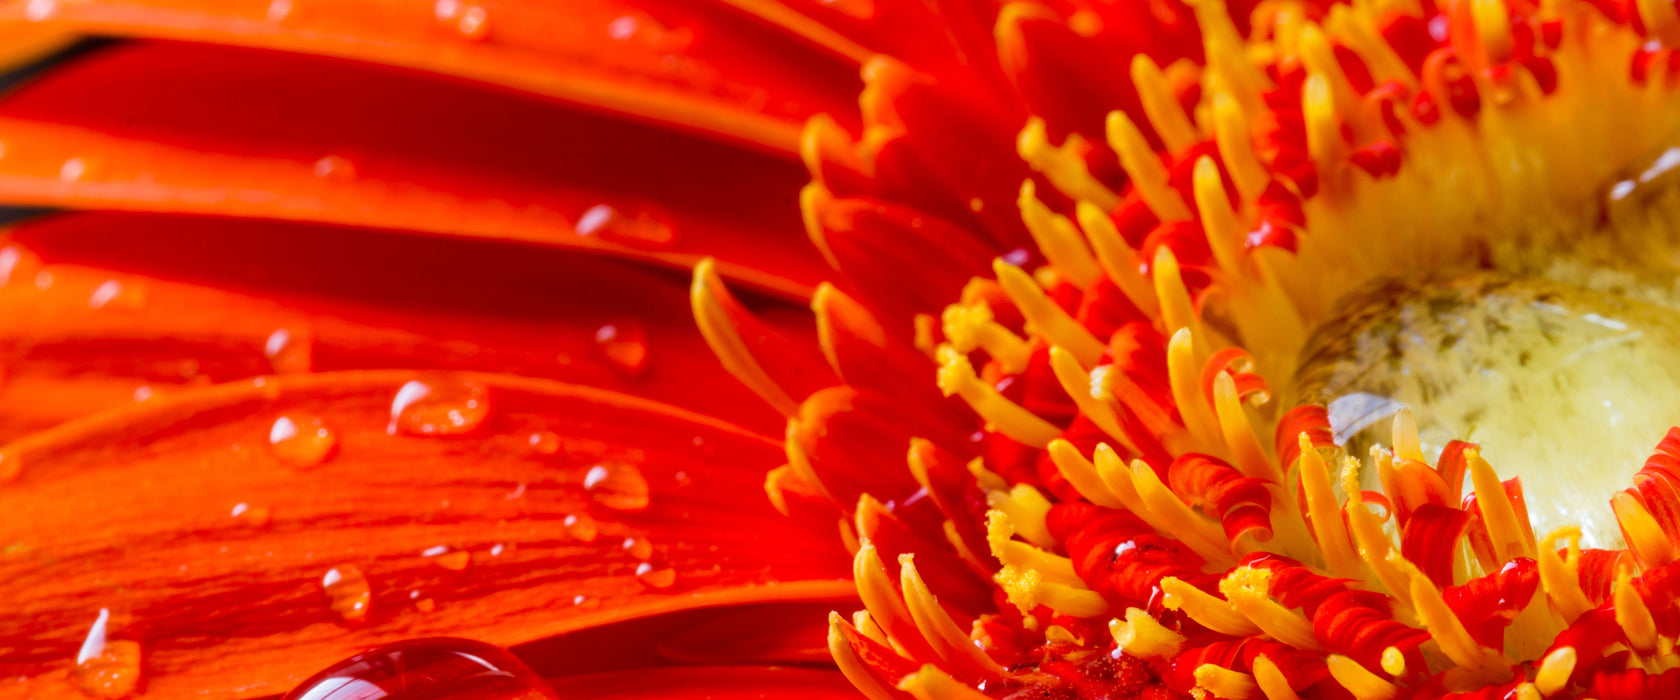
[[4, 0, 1680, 698]]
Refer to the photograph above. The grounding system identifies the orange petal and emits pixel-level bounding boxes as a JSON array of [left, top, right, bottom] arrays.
[[0, 371, 852, 699], [0, 40, 829, 297], [0, 212, 812, 438], [1, 0, 863, 153]]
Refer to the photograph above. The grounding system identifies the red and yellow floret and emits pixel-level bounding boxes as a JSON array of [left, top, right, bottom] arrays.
[[698, 0, 1680, 698]]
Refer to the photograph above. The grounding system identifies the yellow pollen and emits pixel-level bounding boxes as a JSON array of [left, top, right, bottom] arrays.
[[897, 665, 994, 700], [1612, 491, 1678, 569], [1535, 646, 1576, 696], [900, 554, 1008, 680], [1016, 181, 1102, 287], [1129, 54, 1198, 154], [1046, 438, 1124, 509], [1195, 664, 1258, 700], [1074, 201, 1160, 315], [1251, 654, 1303, 700], [993, 259, 1106, 366], [1298, 434, 1363, 579], [1016, 118, 1119, 210], [691, 259, 799, 416], [986, 484, 1056, 549], [1325, 654, 1399, 700], [1132, 460, 1238, 568], [1110, 607, 1187, 658], [984, 509, 1080, 585], [829, 613, 905, 700], [1380, 646, 1406, 676], [939, 301, 1031, 375], [1220, 567, 1322, 651], [1466, 448, 1536, 563], [1160, 576, 1262, 637], [994, 563, 1108, 618], [1537, 526, 1594, 624], [1614, 572, 1659, 653], [935, 345, 1062, 447], [1048, 350, 1136, 455], [1106, 110, 1192, 221]]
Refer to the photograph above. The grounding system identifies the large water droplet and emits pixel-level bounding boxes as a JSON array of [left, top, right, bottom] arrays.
[[583, 462, 650, 511], [388, 379, 490, 436], [282, 638, 557, 700], [574, 204, 676, 247], [269, 414, 339, 468], [0, 246, 41, 287], [593, 322, 649, 379], [634, 562, 677, 589], [321, 565, 371, 623], [71, 609, 141, 699], [264, 327, 313, 374]]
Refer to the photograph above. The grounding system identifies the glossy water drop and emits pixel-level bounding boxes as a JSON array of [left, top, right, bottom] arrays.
[[71, 609, 141, 699], [388, 379, 490, 436], [0, 246, 41, 288], [282, 638, 556, 700], [321, 565, 371, 622], [583, 462, 650, 511], [24, 0, 56, 21], [562, 513, 599, 542], [601, 12, 692, 52], [574, 203, 676, 247], [593, 322, 649, 378], [60, 157, 86, 182], [409, 590, 436, 613], [264, 327, 313, 374], [312, 155, 356, 180], [455, 3, 490, 39], [231, 502, 272, 527], [634, 562, 677, 589], [525, 429, 559, 455], [621, 537, 653, 560], [265, 0, 291, 22], [422, 545, 470, 572], [269, 414, 338, 468]]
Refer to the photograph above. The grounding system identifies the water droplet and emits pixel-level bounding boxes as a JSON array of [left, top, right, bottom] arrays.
[[456, 3, 490, 39], [71, 609, 141, 699], [634, 562, 677, 589], [132, 386, 155, 403], [423, 546, 470, 572], [602, 12, 692, 51], [312, 155, 356, 180], [321, 565, 371, 622], [525, 430, 559, 455], [388, 379, 490, 436], [583, 462, 650, 511], [0, 246, 41, 287], [281, 637, 557, 700], [34, 270, 52, 290], [266, 0, 291, 21], [433, 0, 459, 20], [59, 157, 86, 182], [593, 322, 649, 378], [488, 543, 506, 557], [269, 414, 338, 468], [562, 514, 598, 542], [621, 537, 652, 560], [24, 0, 55, 22], [231, 502, 272, 527], [574, 204, 676, 247], [87, 279, 143, 310], [264, 327, 313, 374], [674, 471, 692, 487]]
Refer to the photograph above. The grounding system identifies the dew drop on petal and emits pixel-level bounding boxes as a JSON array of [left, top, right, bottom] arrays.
[[621, 537, 652, 560], [59, 157, 86, 182], [525, 430, 559, 455], [281, 638, 557, 700], [593, 322, 649, 378], [456, 3, 490, 39], [562, 513, 598, 542], [321, 565, 371, 623], [264, 327, 313, 374], [230, 502, 272, 528], [574, 203, 676, 247], [266, 0, 291, 22], [634, 562, 677, 590], [312, 155, 356, 180], [583, 462, 649, 511], [269, 414, 338, 468], [388, 379, 490, 436], [423, 546, 470, 572], [71, 609, 141, 699], [24, 0, 55, 21], [409, 590, 436, 614], [0, 246, 41, 288]]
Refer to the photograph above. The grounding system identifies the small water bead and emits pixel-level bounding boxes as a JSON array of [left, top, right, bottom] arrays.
[[409, 590, 436, 613], [583, 462, 650, 511], [265, 0, 291, 22], [593, 322, 649, 378], [602, 12, 693, 52], [321, 565, 371, 623], [230, 502, 272, 528], [59, 158, 86, 183], [388, 379, 490, 436], [24, 0, 55, 21], [526, 429, 560, 455], [71, 610, 141, 699], [562, 513, 599, 542], [621, 537, 652, 560], [422, 545, 470, 572], [269, 414, 338, 468], [634, 562, 677, 589], [264, 328, 313, 374], [574, 203, 676, 247], [281, 638, 557, 700], [0, 246, 41, 287], [455, 3, 490, 39], [311, 155, 356, 180]]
